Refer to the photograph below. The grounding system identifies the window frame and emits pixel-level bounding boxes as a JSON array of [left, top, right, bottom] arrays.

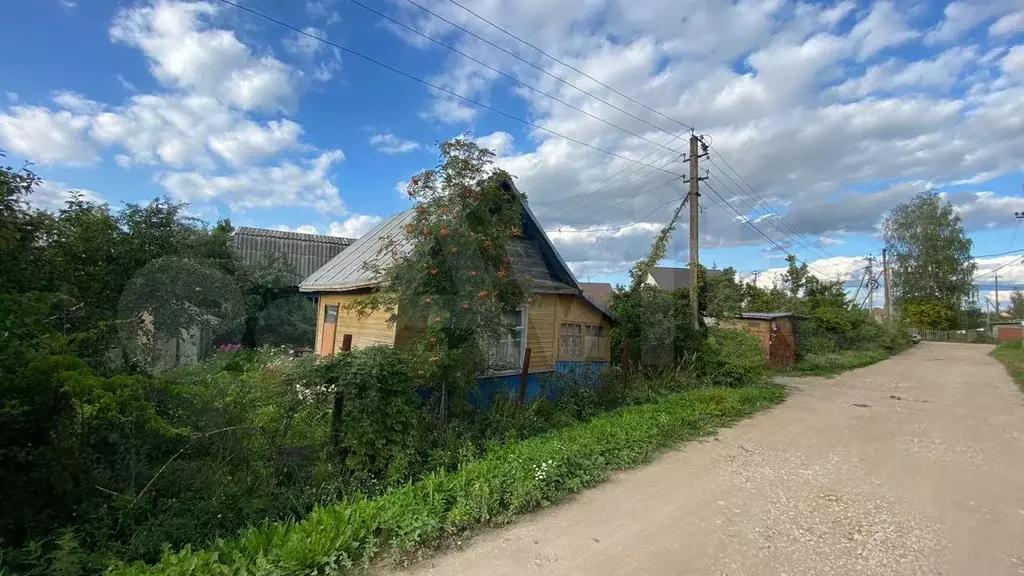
[[559, 321, 607, 361], [484, 306, 529, 376]]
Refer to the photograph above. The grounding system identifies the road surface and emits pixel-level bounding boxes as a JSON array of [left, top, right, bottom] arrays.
[[382, 343, 1024, 575]]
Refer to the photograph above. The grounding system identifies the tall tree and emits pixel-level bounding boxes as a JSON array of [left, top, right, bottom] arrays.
[[1010, 290, 1024, 319], [781, 254, 809, 298], [882, 191, 976, 319]]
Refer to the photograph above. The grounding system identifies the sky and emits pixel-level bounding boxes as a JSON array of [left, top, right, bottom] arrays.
[[2, 0, 1023, 306]]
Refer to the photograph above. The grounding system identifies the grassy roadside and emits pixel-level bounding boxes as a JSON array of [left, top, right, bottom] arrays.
[[109, 384, 786, 576], [774, 348, 897, 377], [990, 343, 1024, 392]]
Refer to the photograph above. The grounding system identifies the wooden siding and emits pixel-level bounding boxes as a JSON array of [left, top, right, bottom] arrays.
[[719, 317, 797, 367], [314, 290, 611, 368], [554, 293, 612, 362], [316, 293, 395, 355], [720, 318, 772, 356], [526, 294, 557, 372]]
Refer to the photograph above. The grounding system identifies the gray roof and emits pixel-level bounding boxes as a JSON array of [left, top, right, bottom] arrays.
[[299, 185, 612, 320], [298, 209, 576, 294], [579, 282, 613, 306], [233, 227, 354, 284], [648, 266, 722, 290], [738, 312, 807, 320]]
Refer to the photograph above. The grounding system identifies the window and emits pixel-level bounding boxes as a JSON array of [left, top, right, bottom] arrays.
[[560, 323, 606, 360], [586, 325, 606, 358], [560, 323, 583, 358], [487, 309, 526, 372], [748, 321, 759, 328], [324, 304, 339, 324]]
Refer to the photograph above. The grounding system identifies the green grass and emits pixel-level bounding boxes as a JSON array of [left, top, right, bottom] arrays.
[[990, 343, 1024, 392], [107, 384, 786, 576], [776, 348, 892, 377]]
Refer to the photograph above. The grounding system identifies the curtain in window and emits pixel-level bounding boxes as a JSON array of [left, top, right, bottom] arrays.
[[560, 323, 582, 358], [586, 325, 605, 358], [488, 310, 523, 371]]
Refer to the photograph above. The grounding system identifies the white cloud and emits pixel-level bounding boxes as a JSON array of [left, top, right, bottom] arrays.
[[273, 224, 319, 235], [109, 0, 297, 112], [926, 0, 1018, 44], [6, 92, 18, 103], [28, 179, 103, 211], [475, 131, 514, 156], [369, 132, 421, 154], [208, 119, 303, 167], [306, 0, 341, 25], [158, 149, 345, 212], [848, 1, 918, 60], [0, 105, 97, 165], [58, 0, 77, 11], [990, 10, 1024, 36], [328, 214, 383, 238], [283, 27, 326, 57], [53, 91, 104, 115], [116, 74, 138, 92]]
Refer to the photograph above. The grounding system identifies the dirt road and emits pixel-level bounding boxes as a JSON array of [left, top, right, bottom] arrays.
[[385, 343, 1024, 575]]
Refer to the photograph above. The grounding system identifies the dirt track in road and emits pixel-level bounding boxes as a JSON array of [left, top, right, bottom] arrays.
[[381, 343, 1024, 575]]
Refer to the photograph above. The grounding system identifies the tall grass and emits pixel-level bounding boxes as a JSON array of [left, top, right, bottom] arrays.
[[109, 384, 786, 576]]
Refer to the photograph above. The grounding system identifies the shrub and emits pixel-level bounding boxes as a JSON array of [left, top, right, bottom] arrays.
[[107, 385, 786, 576], [700, 328, 766, 387]]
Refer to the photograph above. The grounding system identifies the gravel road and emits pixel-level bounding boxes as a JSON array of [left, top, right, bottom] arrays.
[[382, 343, 1024, 575]]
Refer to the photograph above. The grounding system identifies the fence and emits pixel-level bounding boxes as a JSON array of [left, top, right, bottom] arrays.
[[910, 329, 993, 344]]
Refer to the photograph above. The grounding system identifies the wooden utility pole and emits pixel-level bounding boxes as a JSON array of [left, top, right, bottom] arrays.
[[882, 248, 892, 321], [865, 256, 876, 312], [686, 133, 708, 329], [995, 271, 1000, 314]]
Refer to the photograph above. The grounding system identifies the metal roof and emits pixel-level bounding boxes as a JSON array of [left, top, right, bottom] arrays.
[[299, 185, 612, 320], [233, 227, 354, 284], [298, 210, 417, 292], [738, 312, 807, 320]]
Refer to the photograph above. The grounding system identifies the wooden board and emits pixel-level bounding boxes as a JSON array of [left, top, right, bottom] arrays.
[[526, 293, 557, 372], [316, 292, 396, 354], [553, 294, 611, 362]]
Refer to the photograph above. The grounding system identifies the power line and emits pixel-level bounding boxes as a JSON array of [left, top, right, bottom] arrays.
[[701, 181, 830, 279], [973, 248, 1024, 258], [554, 193, 686, 234], [439, 0, 694, 133], [705, 145, 825, 253], [705, 169, 831, 261], [212, 0, 685, 177], [348, 0, 686, 157], [973, 255, 1024, 281]]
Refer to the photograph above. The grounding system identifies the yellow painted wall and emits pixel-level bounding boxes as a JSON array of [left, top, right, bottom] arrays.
[[316, 293, 396, 354], [314, 290, 612, 367], [554, 293, 612, 362], [525, 293, 557, 372]]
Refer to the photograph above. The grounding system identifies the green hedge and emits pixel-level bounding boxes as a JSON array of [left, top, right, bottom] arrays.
[[109, 385, 785, 575]]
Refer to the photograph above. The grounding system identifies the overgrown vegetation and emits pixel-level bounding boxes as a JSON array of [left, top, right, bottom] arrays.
[[0, 142, 782, 575], [991, 342, 1024, 392], [107, 383, 785, 576]]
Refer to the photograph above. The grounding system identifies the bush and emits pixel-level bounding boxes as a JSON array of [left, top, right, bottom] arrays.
[[107, 384, 786, 576], [786, 349, 889, 375], [699, 328, 766, 387]]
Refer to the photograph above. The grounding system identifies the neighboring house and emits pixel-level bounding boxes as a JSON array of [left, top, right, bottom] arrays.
[[719, 312, 805, 367], [233, 227, 355, 285], [299, 187, 613, 403], [579, 282, 613, 309], [645, 266, 722, 290]]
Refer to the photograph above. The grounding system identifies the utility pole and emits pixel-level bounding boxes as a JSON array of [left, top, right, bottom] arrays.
[[882, 248, 892, 322], [995, 271, 999, 315], [686, 133, 708, 329], [865, 256, 876, 313]]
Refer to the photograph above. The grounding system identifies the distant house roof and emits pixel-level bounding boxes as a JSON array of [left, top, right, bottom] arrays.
[[299, 181, 611, 320], [738, 312, 807, 320], [579, 282, 613, 307], [647, 266, 722, 290], [233, 227, 355, 284]]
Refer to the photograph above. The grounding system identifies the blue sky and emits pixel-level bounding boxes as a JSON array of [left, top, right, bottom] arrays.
[[2, 0, 1023, 298]]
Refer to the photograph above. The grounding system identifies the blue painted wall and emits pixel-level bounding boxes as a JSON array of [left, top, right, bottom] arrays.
[[472, 361, 610, 407]]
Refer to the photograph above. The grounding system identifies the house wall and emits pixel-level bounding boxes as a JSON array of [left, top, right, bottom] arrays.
[[554, 293, 612, 362], [313, 291, 612, 369], [315, 292, 396, 355]]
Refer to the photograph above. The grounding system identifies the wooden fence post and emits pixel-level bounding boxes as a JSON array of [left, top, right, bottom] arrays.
[[621, 339, 630, 387], [330, 334, 353, 451], [517, 347, 532, 405]]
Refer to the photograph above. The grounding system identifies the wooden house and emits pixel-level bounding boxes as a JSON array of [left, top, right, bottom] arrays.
[[719, 312, 804, 367], [298, 190, 613, 402]]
